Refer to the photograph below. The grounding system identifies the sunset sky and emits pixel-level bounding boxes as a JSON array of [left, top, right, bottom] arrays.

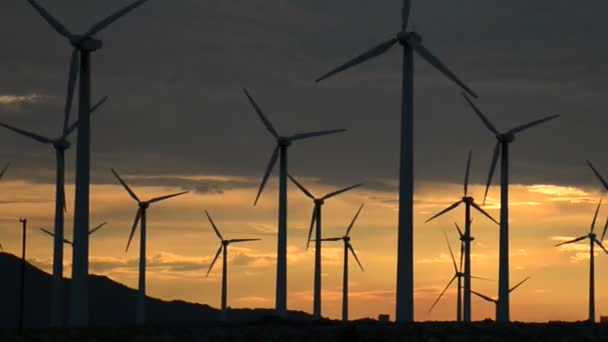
[[2, 0, 608, 322]]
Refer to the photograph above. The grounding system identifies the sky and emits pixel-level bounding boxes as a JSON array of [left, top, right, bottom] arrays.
[[1, 0, 608, 322]]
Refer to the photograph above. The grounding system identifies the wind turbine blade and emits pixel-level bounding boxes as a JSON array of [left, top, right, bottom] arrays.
[[40, 227, 55, 238], [509, 276, 531, 293], [111, 168, 140, 202], [287, 174, 315, 199], [60, 174, 67, 213], [206, 245, 223, 276], [254, 146, 279, 206], [0, 122, 53, 144], [322, 183, 362, 200], [62, 49, 79, 134], [149, 191, 189, 203], [428, 275, 457, 313], [593, 239, 608, 255], [471, 202, 499, 225], [425, 200, 462, 223], [345, 203, 365, 237], [454, 222, 464, 238], [506, 115, 560, 135], [461, 93, 499, 134], [125, 208, 142, 252], [554, 235, 587, 247], [228, 238, 261, 243], [444, 230, 458, 274], [402, 0, 411, 29], [26, 0, 72, 38], [89, 222, 107, 235], [586, 160, 608, 191], [471, 290, 495, 303], [243, 89, 279, 138], [459, 241, 464, 273], [84, 0, 149, 37], [347, 243, 364, 271], [289, 129, 347, 142], [482, 142, 500, 205], [306, 206, 317, 250], [602, 216, 608, 242], [464, 150, 472, 196], [321, 237, 342, 242], [315, 38, 399, 82], [470, 275, 491, 281], [63, 96, 108, 138], [408, 39, 477, 98], [205, 210, 223, 241], [0, 163, 10, 180], [590, 198, 603, 234]]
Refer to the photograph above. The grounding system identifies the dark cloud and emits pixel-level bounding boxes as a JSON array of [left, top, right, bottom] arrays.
[[1, 0, 607, 191]]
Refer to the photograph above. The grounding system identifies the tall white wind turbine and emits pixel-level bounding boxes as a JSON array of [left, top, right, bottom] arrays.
[[462, 94, 559, 322], [320, 204, 364, 322], [554, 199, 608, 322], [288, 174, 361, 320], [26, 0, 150, 326], [243, 89, 346, 317], [111, 169, 188, 325], [315, 1, 477, 322], [425, 150, 498, 322], [0, 97, 106, 327], [471, 276, 530, 321], [205, 211, 260, 321]]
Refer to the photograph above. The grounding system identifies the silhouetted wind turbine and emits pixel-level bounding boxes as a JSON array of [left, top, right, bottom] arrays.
[[40, 222, 107, 246], [111, 169, 188, 325], [26, 0, 150, 326], [555, 199, 608, 322], [471, 276, 530, 320], [243, 88, 346, 317], [316, 0, 477, 322], [0, 97, 106, 327], [586, 160, 608, 242], [425, 150, 498, 322], [320, 204, 364, 322], [288, 174, 361, 320], [18, 217, 27, 334], [462, 94, 559, 322], [205, 211, 260, 322]]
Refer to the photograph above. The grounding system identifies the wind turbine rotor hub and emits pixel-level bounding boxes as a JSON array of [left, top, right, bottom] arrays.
[[498, 133, 515, 143], [343, 236, 350, 242], [71, 35, 103, 52], [222, 240, 229, 246], [590, 233, 596, 239], [139, 202, 150, 209], [314, 199, 324, 205], [53, 139, 71, 150], [463, 197, 474, 204], [397, 31, 420, 45], [277, 137, 291, 147]]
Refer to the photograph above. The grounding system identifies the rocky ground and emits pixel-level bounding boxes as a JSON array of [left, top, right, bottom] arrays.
[[2, 320, 608, 342]]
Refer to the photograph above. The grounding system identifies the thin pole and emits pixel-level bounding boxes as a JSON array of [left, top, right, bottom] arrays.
[[497, 142, 510, 322], [221, 245, 228, 321], [18, 218, 27, 334], [137, 208, 147, 325], [589, 238, 595, 322], [457, 275, 462, 322], [50, 148, 65, 327], [342, 242, 348, 322], [463, 203, 472, 322], [313, 205, 322, 320], [276, 146, 287, 317]]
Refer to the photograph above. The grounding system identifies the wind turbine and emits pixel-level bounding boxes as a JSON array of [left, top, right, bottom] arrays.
[[586, 160, 608, 241], [0, 96, 106, 327], [40, 222, 107, 246], [288, 174, 361, 320], [243, 88, 346, 317], [111, 168, 188, 325], [554, 199, 608, 322], [462, 94, 559, 322], [319, 203, 365, 322], [315, 0, 477, 322], [425, 150, 498, 322], [471, 276, 531, 321], [205, 211, 260, 322], [18, 218, 27, 334], [26, 0, 150, 326]]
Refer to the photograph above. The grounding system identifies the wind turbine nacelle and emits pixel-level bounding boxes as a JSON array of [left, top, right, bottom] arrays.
[[72, 36, 103, 51]]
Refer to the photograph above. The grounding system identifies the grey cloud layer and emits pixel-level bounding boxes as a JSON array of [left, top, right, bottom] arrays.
[[1, 0, 607, 190]]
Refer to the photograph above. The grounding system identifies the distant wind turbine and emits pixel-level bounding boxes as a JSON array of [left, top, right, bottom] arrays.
[[428, 228, 488, 321], [425, 150, 498, 322], [111, 169, 188, 325], [471, 276, 531, 320], [26, 0, 150, 326], [243, 88, 346, 317], [316, 0, 477, 322], [462, 93, 559, 322], [554, 199, 608, 322], [319, 204, 365, 322], [205, 211, 260, 322], [0, 97, 106, 327], [586, 160, 608, 241], [18, 217, 27, 334], [40, 222, 107, 246], [288, 174, 361, 320]]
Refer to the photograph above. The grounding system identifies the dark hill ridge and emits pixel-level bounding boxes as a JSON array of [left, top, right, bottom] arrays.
[[0, 252, 311, 329]]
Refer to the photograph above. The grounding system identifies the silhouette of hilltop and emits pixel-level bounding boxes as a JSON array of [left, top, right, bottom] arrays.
[[0, 252, 311, 329]]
